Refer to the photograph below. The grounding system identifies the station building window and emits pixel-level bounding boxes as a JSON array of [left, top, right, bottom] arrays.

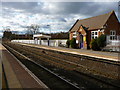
[[110, 30, 116, 40], [91, 31, 98, 39], [73, 32, 77, 38]]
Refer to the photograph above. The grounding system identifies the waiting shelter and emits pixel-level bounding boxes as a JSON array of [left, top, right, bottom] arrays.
[[33, 34, 51, 46]]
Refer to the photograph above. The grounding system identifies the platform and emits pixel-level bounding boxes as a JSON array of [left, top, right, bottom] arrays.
[[0, 43, 49, 89], [16, 42, 119, 62]]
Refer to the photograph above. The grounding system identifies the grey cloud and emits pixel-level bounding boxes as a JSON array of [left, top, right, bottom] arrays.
[[47, 2, 118, 16], [2, 2, 38, 10], [51, 16, 67, 22], [42, 25, 50, 28], [1, 2, 119, 34], [19, 25, 28, 28], [2, 2, 44, 14], [9, 21, 19, 25], [2, 2, 118, 16], [57, 18, 67, 22]]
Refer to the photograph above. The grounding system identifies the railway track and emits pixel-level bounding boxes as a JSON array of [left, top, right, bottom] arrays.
[[3, 43, 81, 90], [5, 42, 120, 78], [3, 42, 120, 89]]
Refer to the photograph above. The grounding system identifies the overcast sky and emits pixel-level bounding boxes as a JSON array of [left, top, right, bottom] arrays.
[[0, 1, 120, 37]]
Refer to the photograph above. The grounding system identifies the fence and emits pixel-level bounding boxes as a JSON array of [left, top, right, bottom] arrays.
[[106, 35, 120, 44], [106, 35, 120, 51], [11, 39, 67, 47]]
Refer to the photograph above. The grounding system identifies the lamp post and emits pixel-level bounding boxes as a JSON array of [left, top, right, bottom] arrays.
[[47, 24, 51, 46], [47, 25, 51, 34], [26, 26, 30, 44]]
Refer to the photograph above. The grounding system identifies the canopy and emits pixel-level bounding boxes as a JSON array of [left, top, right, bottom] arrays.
[[33, 34, 51, 39]]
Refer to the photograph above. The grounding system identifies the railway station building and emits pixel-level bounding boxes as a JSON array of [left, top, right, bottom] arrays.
[[69, 11, 120, 49]]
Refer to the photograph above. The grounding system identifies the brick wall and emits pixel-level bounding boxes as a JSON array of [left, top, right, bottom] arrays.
[[105, 12, 120, 35]]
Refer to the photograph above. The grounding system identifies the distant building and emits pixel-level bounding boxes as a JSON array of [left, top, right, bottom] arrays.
[[69, 11, 120, 49]]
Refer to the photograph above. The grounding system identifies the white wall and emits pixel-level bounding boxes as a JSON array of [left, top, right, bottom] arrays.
[[11, 39, 67, 47]]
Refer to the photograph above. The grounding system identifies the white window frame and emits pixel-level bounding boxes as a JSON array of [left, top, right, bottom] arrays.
[[110, 30, 116, 40], [91, 31, 98, 39], [73, 32, 77, 38]]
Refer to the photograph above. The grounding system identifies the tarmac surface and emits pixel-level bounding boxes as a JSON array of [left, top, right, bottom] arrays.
[[0, 43, 48, 89], [17, 42, 119, 62]]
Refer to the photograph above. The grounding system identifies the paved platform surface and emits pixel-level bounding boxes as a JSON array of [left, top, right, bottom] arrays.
[[0, 43, 48, 89], [17, 42, 119, 62]]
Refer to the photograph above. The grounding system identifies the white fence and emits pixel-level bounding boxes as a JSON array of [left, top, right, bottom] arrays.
[[11, 39, 67, 47], [106, 35, 120, 51], [106, 35, 120, 44]]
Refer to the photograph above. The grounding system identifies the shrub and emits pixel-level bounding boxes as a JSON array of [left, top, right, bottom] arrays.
[[90, 39, 100, 51], [97, 34, 106, 49], [66, 39, 70, 48], [70, 38, 76, 48]]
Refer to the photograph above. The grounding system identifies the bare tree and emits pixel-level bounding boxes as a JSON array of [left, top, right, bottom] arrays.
[[29, 24, 40, 34]]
